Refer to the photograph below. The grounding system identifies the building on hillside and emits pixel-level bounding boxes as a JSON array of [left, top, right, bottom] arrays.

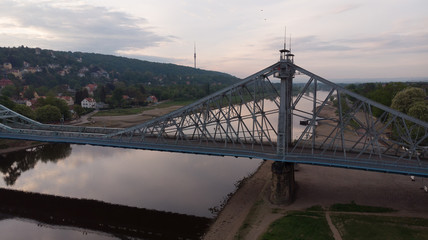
[[0, 78, 13, 89], [10, 69, 22, 79], [146, 95, 158, 103], [85, 84, 98, 96], [58, 96, 74, 106], [3, 63, 12, 70], [81, 98, 96, 108], [96, 102, 109, 109]]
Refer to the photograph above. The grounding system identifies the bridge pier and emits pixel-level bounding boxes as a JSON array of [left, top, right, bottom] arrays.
[[270, 162, 295, 205]]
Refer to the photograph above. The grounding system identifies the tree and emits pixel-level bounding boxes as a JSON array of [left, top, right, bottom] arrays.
[[13, 104, 35, 119], [23, 87, 35, 99], [0, 95, 16, 109], [75, 88, 89, 105], [1, 85, 17, 98], [94, 85, 106, 102], [35, 105, 61, 123], [73, 104, 85, 117], [391, 87, 426, 115], [36, 96, 71, 120], [390, 87, 427, 145], [111, 88, 124, 107], [408, 101, 428, 122]]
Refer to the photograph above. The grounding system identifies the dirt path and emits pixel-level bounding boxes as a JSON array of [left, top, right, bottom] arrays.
[[326, 212, 342, 240]]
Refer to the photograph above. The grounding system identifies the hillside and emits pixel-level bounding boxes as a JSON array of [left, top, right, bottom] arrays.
[[0, 46, 239, 90]]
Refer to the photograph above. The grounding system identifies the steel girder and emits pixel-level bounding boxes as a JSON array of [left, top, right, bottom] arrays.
[[103, 61, 428, 176], [0, 105, 123, 136], [0, 60, 426, 176], [105, 62, 283, 152]]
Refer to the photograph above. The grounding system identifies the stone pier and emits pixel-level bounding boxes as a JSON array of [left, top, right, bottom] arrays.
[[270, 162, 295, 205]]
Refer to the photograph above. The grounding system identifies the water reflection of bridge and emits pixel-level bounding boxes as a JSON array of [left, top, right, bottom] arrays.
[[0, 48, 427, 177]]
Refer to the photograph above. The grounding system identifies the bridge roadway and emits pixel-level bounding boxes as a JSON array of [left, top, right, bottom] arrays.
[[1, 126, 427, 177]]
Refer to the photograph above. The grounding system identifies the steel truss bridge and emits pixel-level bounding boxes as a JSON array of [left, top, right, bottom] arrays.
[[0, 50, 427, 177]]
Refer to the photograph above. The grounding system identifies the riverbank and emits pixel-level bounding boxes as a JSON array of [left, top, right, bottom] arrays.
[[73, 105, 183, 128], [203, 162, 428, 239], [0, 140, 46, 154]]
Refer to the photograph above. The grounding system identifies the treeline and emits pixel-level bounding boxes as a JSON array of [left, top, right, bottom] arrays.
[[0, 46, 239, 89], [345, 82, 428, 119], [0, 95, 72, 123]]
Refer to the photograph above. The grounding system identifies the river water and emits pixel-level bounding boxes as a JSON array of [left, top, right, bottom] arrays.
[[0, 90, 331, 239], [0, 144, 261, 239]]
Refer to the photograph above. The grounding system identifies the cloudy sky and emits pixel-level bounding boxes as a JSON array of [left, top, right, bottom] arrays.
[[1, 0, 427, 80]]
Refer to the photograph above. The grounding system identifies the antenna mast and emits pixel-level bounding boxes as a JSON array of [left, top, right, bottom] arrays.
[[283, 27, 287, 50], [194, 42, 196, 69]]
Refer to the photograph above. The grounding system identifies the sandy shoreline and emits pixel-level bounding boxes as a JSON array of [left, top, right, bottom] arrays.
[[203, 161, 428, 239]]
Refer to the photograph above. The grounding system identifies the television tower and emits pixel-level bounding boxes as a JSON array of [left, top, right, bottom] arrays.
[[194, 42, 196, 69]]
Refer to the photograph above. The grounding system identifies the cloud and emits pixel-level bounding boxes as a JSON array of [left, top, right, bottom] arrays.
[[265, 32, 428, 56], [0, 0, 172, 54]]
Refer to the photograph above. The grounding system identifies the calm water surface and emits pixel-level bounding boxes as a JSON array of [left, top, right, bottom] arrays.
[[0, 144, 261, 239], [0, 144, 261, 217]]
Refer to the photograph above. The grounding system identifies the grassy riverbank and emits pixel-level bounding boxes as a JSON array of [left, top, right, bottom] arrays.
[[260, 203, 428, 240]]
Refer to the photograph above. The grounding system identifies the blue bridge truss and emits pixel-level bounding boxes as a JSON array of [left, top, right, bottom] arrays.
[[0, 49, 427, 177]]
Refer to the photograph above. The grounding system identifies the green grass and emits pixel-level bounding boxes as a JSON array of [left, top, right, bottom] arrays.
[[330, 201, 396, 213], [260, 211, 334, 240], [331, 214, 428, 240], [259, 203, 427, 240]]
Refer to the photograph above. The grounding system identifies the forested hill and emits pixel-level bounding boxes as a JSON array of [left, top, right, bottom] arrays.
[[0, 46, 239, 89]]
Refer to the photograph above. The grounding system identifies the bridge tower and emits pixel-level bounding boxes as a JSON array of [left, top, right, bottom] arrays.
[[271, 45, 296, 205], [276, 47, 295, 155]]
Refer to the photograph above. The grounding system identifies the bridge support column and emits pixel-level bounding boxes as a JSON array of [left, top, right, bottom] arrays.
[[270, 162, 295, 205]]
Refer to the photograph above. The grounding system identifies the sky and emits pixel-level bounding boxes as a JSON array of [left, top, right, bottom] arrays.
[[1, 0, 427, 80]]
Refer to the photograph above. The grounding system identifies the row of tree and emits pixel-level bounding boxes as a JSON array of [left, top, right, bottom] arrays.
[[0, 95, 74, 123]]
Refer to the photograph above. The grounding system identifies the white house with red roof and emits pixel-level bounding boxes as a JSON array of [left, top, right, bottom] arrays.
[[81, 97, 96, 108]]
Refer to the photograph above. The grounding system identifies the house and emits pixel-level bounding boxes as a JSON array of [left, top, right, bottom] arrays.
[[0, 78, 13, 89], [10, 69, 22, 79], [85, 84, 98, 96], [48, 64, 60, 69], [146, 95, 158, 103], [58, 96, 74, 106], [3, 62, 12, 70], [81, 98, 96, 108]]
